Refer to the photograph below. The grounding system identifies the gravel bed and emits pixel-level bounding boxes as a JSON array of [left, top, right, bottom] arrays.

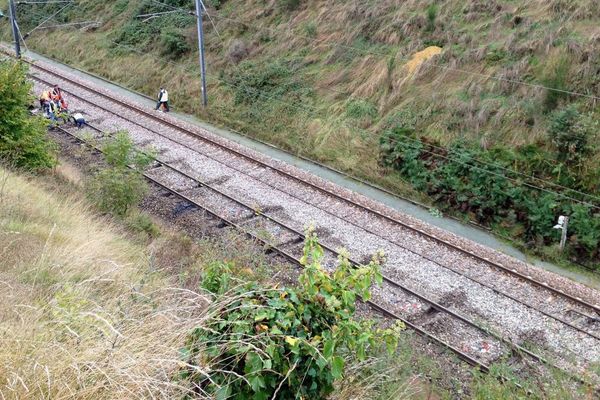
[[30, 63, 600, 384]]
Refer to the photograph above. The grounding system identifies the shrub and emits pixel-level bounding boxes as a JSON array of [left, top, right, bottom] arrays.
[[548, 106, 590, 163], [113, 20, 153, 47], [182, 230, 402, 399], [112, 0, 129, 15], [124, 210, 161, 239], [0, 61, 56, 171], [160, 30, 191, 60], [87, 132, 153, 216], [425, 4, 438, 32], [303, 21, 317, 38], [379, 128, 600, 265], [228, 60, 310, 106], [227, 39, 249, 64], [346, 99, 378, 121]]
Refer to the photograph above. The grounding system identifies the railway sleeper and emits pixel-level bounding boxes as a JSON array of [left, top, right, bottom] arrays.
[[229, 212, 260, 225], [172, 202, 199, 217], [276, 235, 305, 249]]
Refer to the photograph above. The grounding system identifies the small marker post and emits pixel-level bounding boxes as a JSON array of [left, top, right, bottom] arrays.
[[553, 215, 569, 253]]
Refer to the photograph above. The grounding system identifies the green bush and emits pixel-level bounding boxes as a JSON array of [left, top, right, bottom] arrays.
[[87, 132, 153, 217], [182, 230, 402, 399], [0, 61, 56, 171], [112, 0, 129, 15], [540, 56, 570, 112], [425, 4, 438, 32], [303, 21, 317, 38], [124, 210, 161, 239], [379, 128, 600, 265], [346, 99, 378, 121], [114, 20, 154, 47], [228, 60, 310, 107], [160, 30, 191, 60], [548, 106, 590, 164]]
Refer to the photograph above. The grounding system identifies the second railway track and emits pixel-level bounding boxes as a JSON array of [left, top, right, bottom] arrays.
[[15, 53, 600, 390]]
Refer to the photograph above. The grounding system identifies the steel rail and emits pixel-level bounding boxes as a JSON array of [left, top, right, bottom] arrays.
[[25, 65, 600, 346], [21, 57, 600, 318], [56, 119, 584, 385], [52, 124, 495, 376]]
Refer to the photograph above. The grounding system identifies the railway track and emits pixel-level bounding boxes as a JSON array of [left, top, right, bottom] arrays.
[[54, 117, 597, 392], [12, 52, 600, 391], [51, 122, 498, 373]]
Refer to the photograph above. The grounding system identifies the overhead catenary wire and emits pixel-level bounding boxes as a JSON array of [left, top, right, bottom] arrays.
[[22, 2, 72, 37]]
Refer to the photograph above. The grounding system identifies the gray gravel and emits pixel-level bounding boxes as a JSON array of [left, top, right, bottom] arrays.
[[30, 61, 600, 383]]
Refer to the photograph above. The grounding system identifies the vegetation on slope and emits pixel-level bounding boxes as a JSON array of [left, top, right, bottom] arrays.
[[2, 0, 598, 266], [0, 165, 590, 399]]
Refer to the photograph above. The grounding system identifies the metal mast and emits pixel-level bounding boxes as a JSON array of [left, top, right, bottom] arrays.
[[194, 0, 208, 107], [8, 0, 21, 58]]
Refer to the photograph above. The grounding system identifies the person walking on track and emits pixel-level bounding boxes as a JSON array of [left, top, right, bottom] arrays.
[[155, 87, 169, 112]]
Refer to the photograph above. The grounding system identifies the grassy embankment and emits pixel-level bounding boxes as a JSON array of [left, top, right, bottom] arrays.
[[0, 166, 203, 398], [2, 0, 599, 267]]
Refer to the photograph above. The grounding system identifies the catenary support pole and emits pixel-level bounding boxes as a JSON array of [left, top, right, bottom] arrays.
[[9, 0, 21, 58], [194, 0, 208, 107]]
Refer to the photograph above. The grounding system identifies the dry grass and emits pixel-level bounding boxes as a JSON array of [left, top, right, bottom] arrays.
[[0, 167, 425, 399], [0, 168, 212, 399]]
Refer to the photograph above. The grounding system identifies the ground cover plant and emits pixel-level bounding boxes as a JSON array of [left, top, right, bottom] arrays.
[[183, 232, 402, 399], [379, 125, 600, 267]]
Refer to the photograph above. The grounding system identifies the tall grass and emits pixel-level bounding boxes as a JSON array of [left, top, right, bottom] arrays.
[[0, 168, 210, 399]]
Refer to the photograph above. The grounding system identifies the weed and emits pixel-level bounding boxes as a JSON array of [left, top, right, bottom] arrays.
[[380, 128, 600, 266], [548, 105, 590, 163], [86, 132, 153, 217], [279, 0, 301, 11], [346, 99, 378, 121], [125, 210, 161, 239], [303, 21, 317, 38], [160, 30, 191, 60], [185, 229, 402, 399], [540, 55, 571, 112], [112, 0, 129, 15]]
